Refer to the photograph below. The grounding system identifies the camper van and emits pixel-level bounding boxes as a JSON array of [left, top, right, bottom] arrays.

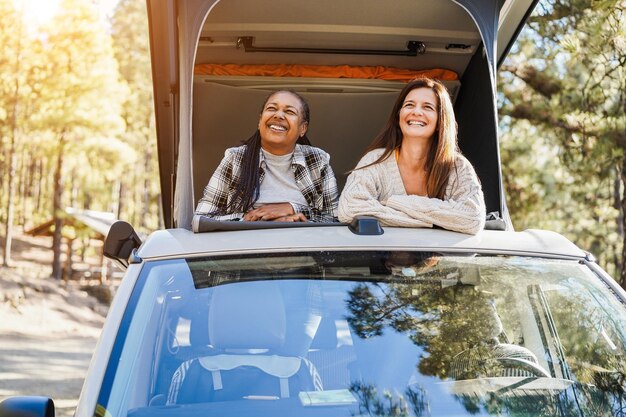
[[3, 1, 626, 417]]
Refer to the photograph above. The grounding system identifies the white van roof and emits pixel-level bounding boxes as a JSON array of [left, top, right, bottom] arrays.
[[137, 226, 586, 260]]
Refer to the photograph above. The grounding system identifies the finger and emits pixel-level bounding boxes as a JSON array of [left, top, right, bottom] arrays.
[[244, 213, 258, 221], [252, 208, 266, 216], [244, 209, 258, 220], [274, 216, 293, 222], [261, 213, 281, 221]]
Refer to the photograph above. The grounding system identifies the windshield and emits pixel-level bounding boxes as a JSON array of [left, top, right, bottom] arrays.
[[95, 251, 626, 417]]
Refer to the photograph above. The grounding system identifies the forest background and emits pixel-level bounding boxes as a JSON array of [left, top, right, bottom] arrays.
[[0, 0, 625, 284]]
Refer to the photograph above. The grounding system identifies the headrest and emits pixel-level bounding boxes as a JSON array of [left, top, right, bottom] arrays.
[[310, 316, 338, 350], [189, 306, 210, 347], [449, 286, 502, 344], [208, 281, 286, 350], [482, 302, 503, 340]]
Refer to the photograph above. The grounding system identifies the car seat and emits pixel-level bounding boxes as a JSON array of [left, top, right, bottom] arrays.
[[167, 281, 322, 404], [307, 316, 357, 389]]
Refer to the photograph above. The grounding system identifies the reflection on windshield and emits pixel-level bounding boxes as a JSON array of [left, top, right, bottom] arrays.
[[96, 252, 626, 417]]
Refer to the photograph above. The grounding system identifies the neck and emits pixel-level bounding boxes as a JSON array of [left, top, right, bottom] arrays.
[[261, 143, 296, 156], [399, 137, 431, 169]]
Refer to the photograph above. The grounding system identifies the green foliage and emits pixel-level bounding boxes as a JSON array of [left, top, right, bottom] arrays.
[[111, 0, 160, 232], [38, 0, 125, 135], [0, 0, 48, 262], [499, 0, 626, 281], [0, 0, 160, 270]]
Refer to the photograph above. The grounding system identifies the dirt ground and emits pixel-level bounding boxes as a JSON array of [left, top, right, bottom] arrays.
[[0, 231, 113, 417]]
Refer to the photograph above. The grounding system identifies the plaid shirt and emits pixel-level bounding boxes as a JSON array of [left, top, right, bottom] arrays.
[[193, 144, 338, 227]]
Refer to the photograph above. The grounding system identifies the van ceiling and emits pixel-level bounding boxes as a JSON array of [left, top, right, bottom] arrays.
[[196, 0, 481, 78]]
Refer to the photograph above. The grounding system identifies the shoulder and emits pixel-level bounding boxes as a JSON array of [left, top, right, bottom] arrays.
[[297, 144, 330, 159], [220, 145, 248, 165], [447, 153, 481, 191], [355, 148, 391, 169], [296, 144, 331, 165], [452, 154, 478, 177], [224, 145, 247, 158]]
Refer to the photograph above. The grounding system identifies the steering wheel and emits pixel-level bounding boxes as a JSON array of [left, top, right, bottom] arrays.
[[495, 357, 551, 378]]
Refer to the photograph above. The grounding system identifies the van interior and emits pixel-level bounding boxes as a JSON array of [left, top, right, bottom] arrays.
[[147, 0, 537, 229]]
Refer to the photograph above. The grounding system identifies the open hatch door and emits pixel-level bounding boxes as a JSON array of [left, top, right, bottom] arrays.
[[146, 0, 538, 230]]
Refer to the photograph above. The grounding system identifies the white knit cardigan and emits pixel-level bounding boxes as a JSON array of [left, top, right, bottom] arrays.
[[338, 148, 486, 234]]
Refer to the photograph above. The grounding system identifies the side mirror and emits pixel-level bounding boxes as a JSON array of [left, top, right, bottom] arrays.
[[103, 220, 142, 269], [0, 397, 55, 417]]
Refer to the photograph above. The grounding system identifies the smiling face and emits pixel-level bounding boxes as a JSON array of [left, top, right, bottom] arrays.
[[398, 87, 439, 142], [258, 91, 308, 155]]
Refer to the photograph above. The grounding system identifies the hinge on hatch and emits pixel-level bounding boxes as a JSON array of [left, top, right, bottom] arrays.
[[236, 36, 426, 57]]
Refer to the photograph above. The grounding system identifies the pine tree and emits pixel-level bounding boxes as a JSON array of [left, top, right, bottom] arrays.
[[499, 0, 626, 284], [37, 0, 125, 279], [0, 0, 42, 266], [111, 0, 160, 233]]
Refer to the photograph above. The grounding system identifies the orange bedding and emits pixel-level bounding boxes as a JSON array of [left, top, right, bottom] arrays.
[[194, 64, 457, 82]]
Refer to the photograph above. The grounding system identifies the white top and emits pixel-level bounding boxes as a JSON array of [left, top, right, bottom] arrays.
[[338, 148, 486, 234], [254, 149, 308, 208]]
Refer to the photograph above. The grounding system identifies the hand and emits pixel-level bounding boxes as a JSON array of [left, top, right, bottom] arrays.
[[243, 203, 295, 221], [273, 213, 308, 222]]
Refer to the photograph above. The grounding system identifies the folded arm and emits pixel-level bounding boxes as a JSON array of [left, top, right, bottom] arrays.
[[385, 162, 486, 234], [338, 164, 431, 228]]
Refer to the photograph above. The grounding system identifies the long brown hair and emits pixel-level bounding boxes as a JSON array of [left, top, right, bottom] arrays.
[[360, 77, 458, 199]]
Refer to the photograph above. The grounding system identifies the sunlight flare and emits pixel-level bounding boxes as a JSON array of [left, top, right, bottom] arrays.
[[17, 0, 60, 25]]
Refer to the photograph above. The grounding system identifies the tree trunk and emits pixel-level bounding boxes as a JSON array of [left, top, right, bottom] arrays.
[[2, 31, 23, 267], [618, 155, 626, 289], [18, 147, 27, 226], [35, 158, 43, 214], [116, 180, 125, 220], [80, 237, 87, 262], [0, 150, 5, 231], [614, 171, 622, 277], [64, 237, 73, 282], [2, 135, 17, 267], [22, 157, 36, 231], [52, 134, 67, 280], [621, 89, 626, 288], [131, 169, 139, 226], [157, 192, 164, 229], [140, 148, 152, 229]]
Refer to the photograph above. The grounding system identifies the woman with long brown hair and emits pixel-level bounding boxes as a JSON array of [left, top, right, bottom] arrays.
[[338, 77, 485, 234]]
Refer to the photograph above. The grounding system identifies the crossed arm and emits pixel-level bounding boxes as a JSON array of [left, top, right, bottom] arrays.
[[338, 157, 485, 234]]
